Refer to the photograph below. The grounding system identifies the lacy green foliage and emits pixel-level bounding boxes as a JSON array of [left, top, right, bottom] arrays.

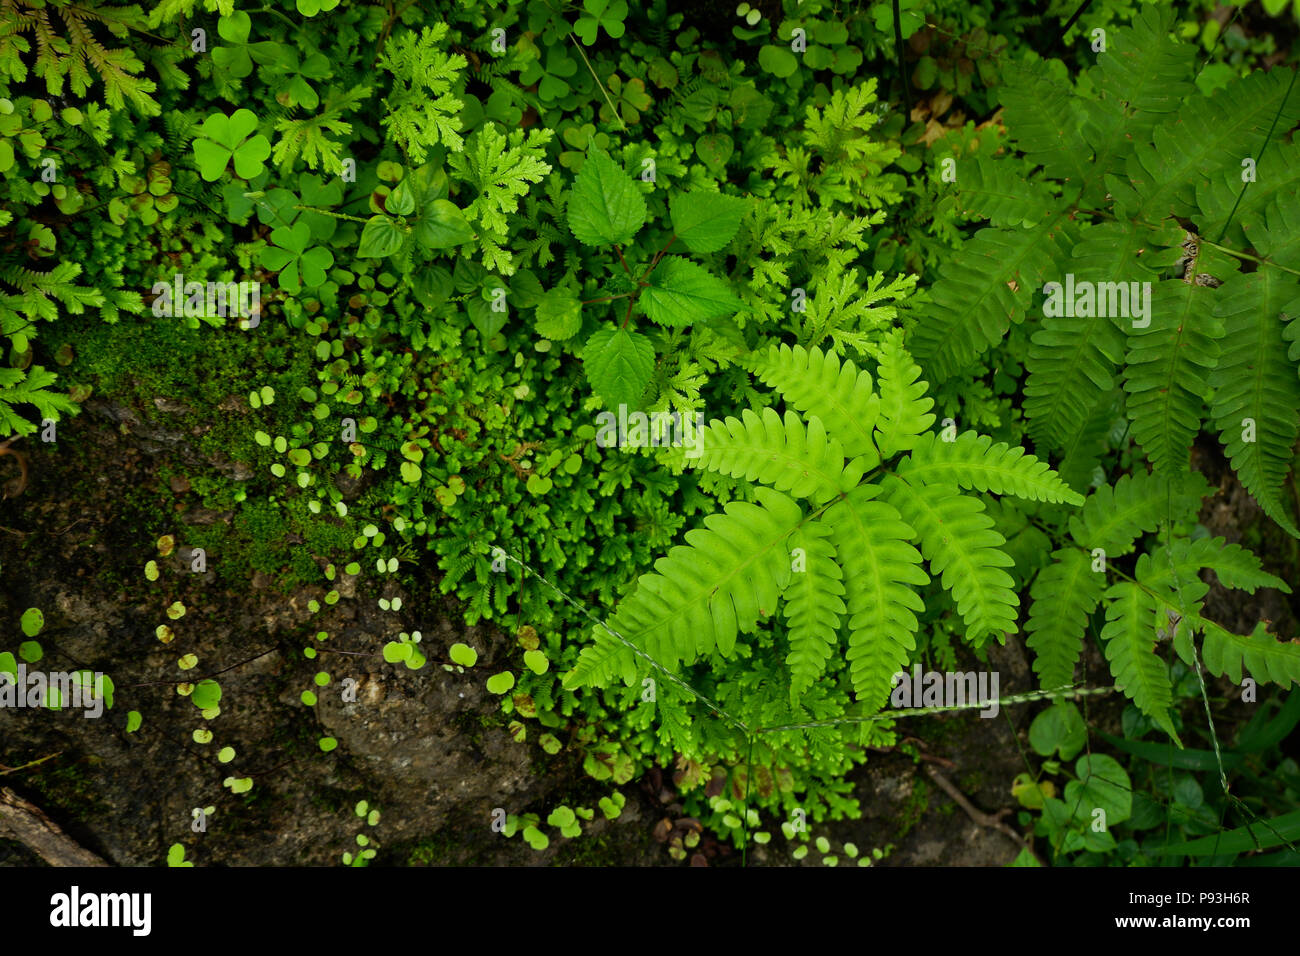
[[0, 365, 77, 436], [911, 7, 1300, 539], [1027, 468, 1297, 740], [0, 0, 160, 114], [377, 23, 466, 162], [9, 0, 1298, 867], [449, 124, 553, 274], [565, 336, 1082, 716]]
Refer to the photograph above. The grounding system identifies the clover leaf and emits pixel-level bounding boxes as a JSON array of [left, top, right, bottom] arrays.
[[520, 48, 577, 102], [261, 220, 334, 291], [296, 0, 339, 16], [574, 0, 627, 45], [192, 109, 271, 181]]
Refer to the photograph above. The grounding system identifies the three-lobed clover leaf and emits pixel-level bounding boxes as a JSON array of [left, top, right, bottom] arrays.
[[296, 0, 339, 16], [192, 109, 272, 181], [212, 12, 283, 81], [261, 220, 334, 291], [574, 0, 628, 45], [520, 48, 578, 102]]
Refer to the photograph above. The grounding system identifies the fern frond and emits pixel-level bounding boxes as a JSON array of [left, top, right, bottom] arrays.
[[1208, 272, 1300, 536], [1068, 470, 1210, 555], [824, 485, 928, 709], [1241, 192, 1300, 272], [952, 156, 1063, 228], [874, 333, 935, 459], [1023, 222, 1153, 452], [1200, 620, 1300, 687], [1080, 4, 1194, 196], [1025, 548, 1106, 691], [880, 475, 1018, 646], [1142, 537, 1291, 597], [910, 223, 1071, 380], [747, 342, 881, 463], [564, 487, 802, 687], [898, 430, 1083, 504], [1196, 140, 1300, 247], [1101, 581, 1179, 741], [0, 366, 79, 437], [1123, 280, 1223, 474], [783, 522, 845, 705], [694, 407, 851, 504], [998, 58, 1090, 185], [1111, 68, 1300, 221]]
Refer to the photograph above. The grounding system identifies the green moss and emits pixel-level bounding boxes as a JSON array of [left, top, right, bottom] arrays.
[[893, 775, 931, 840]]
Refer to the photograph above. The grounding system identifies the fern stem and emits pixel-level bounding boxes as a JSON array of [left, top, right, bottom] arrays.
[[1198, 239, 1300, 278]]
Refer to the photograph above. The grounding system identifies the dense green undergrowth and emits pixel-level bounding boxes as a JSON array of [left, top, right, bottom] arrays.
[[2, 0, 1300, 866]]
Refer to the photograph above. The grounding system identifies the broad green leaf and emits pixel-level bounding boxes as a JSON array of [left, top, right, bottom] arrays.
[[1065, 754, 1132, 826], [583, 327, 655, 410], [640, 257, 744, 327], [669, 191, 749, 253], [534, 289, 583, 340], [357, 216, 405, 258], [414, 199, 473, 250], [568, 148, 646, 246]]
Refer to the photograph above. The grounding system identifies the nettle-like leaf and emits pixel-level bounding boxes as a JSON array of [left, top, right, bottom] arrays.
[[668, 191, 749, 254], [639, 258, 743, 328], [567, 148, 646, 246], [565, 338, 1081, 716], [192, 109, 271, 181], [534, 289, 583, 340], [583, 327, 655, 411]]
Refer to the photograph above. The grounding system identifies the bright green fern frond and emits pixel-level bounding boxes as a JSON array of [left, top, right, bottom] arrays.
[[1025, 548, 1106, 691], [1123, 280, 1223, 474], [880, 475, 1018, 646], [694, 407, 852, 504], [824, 485, 928, 709], [1200, 620, 1300, 688], [1143, 537, 1291, 597], [564, 487, 802, 688], [783, 522, 845, 705], [874, 333, 935, 458], [1069, 470, 1211, 555], [1208, 272, 1300, 536], [1101, 581, 1180, 741], [898, 430, 1083, 504], [0, 366, 79, 437], [747, 342, 880, 463]]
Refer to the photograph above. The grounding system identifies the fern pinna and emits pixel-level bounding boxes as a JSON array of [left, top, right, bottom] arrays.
[[564, 335, 1083, 715], [1026, 470, 1298, 743], [911, 6, 1300, 539]]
